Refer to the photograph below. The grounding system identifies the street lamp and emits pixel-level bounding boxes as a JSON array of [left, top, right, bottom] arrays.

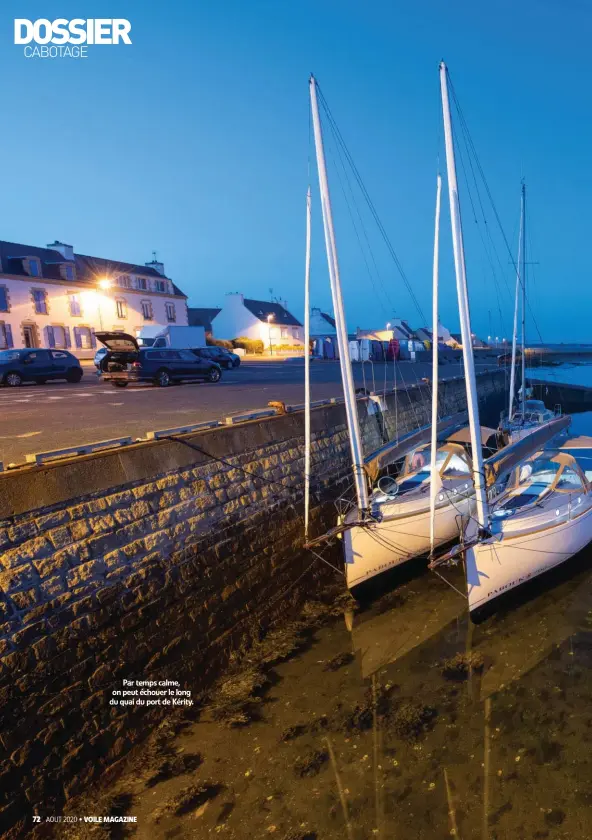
[[267, 313, 274, 356], [96, 277, 111, 331]]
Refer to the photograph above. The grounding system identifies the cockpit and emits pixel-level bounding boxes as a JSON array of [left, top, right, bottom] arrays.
[[494, 452, 588, 517], [374, 443, 471, 499]]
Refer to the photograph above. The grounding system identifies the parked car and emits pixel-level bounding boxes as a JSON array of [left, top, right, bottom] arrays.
[[94, 347, 108, 370], [0, 349, 83, 387], [95, 332, 222, 388], [191, 346, 241, 369]]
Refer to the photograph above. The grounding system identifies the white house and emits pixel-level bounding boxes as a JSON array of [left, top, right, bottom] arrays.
[[357, 318, 417, 343], [0, 239, 188, 358], [309, 307, 336, 337], [212, 293, 303, 350]]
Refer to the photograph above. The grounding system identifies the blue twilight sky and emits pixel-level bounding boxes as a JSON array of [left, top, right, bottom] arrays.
[[1, 0, 591, 341]]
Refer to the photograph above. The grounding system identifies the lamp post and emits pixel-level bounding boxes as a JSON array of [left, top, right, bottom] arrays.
[[97, 277, 111, 331], [267, 313, 274, 356]]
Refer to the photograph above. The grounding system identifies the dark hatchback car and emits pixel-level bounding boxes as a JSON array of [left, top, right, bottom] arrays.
[[191, 346, 241, 369], [0, 349, 83, 387], [95, 332, 222, 388]]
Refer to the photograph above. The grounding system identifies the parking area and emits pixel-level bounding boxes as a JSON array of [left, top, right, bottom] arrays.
[[0, 358, 497, 466]]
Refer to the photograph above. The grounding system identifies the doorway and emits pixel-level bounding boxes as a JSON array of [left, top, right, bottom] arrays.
[[22, 324, 39, 348]]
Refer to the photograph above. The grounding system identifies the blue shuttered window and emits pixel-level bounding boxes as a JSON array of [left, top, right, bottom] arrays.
[[73, 326, 82, 349], [45, 326, 55, 347], [64, 327, 71, 348], [5, 324, 13, 348], [0, 288, 8, 312]]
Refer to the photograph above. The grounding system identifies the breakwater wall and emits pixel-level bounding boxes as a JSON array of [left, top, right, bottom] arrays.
[[528, 378, 592, 414], [0, 370, 506, 837]]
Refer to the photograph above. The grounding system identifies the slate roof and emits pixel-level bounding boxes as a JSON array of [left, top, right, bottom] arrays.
[[187, 307, 222, 332], [0, 240, 187, 297], [243, 298, 302, 327], [319, 311, 336, 328]]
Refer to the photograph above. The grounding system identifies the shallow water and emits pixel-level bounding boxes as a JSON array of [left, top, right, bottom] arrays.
[[62, 552, 592, 840]]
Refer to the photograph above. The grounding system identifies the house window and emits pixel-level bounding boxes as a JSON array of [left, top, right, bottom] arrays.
[[27, 258, 41, 277], [69, 293, 81, 317], [141, 300, 153, 320], [281, 328, 289, 339], [32, 289, 48, 315], [0, 322, 13, 349], [136, 277, 148, 290], [165, 302, 176, 322], [116, 299, 127, 319], [61, 264, 76, 281], [155, 279, 166, 293], [48, 326, 70, 349], [292, 328, 300, 339], [0, 287, 8, 312], [117, 274, 130, 288], [73, 326, 94, 350]]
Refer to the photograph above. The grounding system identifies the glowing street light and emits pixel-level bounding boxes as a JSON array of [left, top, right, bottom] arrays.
[[96, 276, 112, 329]]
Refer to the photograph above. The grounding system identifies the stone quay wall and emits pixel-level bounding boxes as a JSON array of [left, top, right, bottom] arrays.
[[0, 370, 506, 836]]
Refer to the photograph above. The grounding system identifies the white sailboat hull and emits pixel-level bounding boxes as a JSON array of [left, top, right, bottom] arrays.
[[344, 494, 474, 589], [467, 504, 592, 614]]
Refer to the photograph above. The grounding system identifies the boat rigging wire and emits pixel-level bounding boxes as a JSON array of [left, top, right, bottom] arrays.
[[316, 82, 427, 326], [445, 66, 545, 344]]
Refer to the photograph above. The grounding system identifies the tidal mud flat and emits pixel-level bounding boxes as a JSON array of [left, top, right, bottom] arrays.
[[41, 558, 592, 840]]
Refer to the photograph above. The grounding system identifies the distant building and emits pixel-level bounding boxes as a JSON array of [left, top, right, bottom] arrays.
[[309, 307, 338, 359], [309, 307, 336, 336], [0, 239, 187, 357], [449, 332, 490, 349], [415, 323, 454, 345], [357, 318, 418, 344], [212, 293, 303, 349], [187, 307, 222, 335]]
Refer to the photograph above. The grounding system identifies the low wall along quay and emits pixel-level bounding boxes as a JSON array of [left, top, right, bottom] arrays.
[[0, 370, 506, 836]]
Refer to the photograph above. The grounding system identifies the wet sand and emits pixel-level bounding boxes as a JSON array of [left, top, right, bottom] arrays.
[[49, 555, 592, 840]]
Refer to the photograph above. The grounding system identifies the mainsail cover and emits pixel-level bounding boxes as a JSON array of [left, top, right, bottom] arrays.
[[364, 411, 468, 482], [484, 414, 571, 485]]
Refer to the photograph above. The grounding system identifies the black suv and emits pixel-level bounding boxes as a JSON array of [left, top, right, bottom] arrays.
[[191, 346, 241, 369], [95, 333, 222, 388], [0, 349, 83, 387]]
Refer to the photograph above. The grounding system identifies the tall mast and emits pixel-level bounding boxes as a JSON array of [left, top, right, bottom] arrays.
[[430, 173, 442, 554], [521, 180, 526, 417], [439, 62, 489, 530], [304, 187, 312, 539], [508, 182, 524, 420], [309, 75, 370, 514]]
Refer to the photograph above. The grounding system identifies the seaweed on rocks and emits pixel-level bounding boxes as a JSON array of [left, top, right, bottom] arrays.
[[323, 651, 355, 672], [209, 666, 270, 726], [293, 749, 329, 777], [440, 651, 485, 680], [387, 701, 438, 741], [145, 752, 203, 788], [151, 782, 224, 822]]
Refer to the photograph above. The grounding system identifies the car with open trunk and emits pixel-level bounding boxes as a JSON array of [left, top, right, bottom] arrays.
[[95, 332, 222, 388]]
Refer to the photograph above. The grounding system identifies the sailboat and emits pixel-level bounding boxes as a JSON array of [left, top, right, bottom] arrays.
[[498, 181, 565, 443], [305, 74, 567, 591], [429, 63, 588, 620]]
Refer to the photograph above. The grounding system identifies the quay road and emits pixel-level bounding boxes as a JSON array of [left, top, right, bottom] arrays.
[[0, 358, 499, 466]]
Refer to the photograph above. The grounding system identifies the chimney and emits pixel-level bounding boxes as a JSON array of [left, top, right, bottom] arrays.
[[47, 240, 74, 261], [145, 259, 165, 276]]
